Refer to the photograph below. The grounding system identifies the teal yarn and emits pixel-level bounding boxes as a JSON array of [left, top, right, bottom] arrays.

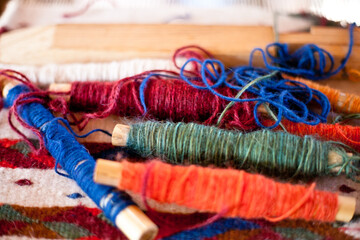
[[126, 121, 360, 179]]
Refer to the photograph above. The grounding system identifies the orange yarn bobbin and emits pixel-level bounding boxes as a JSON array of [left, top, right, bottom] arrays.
[[283, 74, 360, 114], [267, 119, 360, 152], [114, 160, 338, 222], [348, 68, 360, 82]]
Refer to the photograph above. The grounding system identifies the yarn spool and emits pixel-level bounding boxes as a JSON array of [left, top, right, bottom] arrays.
[[47, 60, 332, 129], [48, 79, 259, 131], [283, 74, 360, 114], [111, 122, 360, 180], [269, 119, 360, 153], [2, 83, 158, 240], [0, 59, 181, 86], [94, 159, 356, 222]]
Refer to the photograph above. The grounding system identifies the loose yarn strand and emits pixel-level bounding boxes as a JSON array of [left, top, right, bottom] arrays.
[[216, 71, 278, 127], [264, 183, 316, 222]]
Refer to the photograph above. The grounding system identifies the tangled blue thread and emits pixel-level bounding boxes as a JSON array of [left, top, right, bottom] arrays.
[[137, 25, 356, 128], [249, 23, 355, 80], [138, 58, 330, 129], [184, 59, 329, 128]]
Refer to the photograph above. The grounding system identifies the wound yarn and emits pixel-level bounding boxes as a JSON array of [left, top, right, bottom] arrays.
[[270, 119, 360, 153], [284, 74, 360, 115], [48, 45, 331, 130], [125, 121, 360, 180], [348, 68, 360, 82], [116, 160, 338, 222], [59, 78, 257, 131], [0, 59, 181, 86], [4, 84, 134, 225], [52, 71, 329, 131]]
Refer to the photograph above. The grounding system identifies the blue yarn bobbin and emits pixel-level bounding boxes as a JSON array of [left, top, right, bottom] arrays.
[[5, 85, 134, 227]]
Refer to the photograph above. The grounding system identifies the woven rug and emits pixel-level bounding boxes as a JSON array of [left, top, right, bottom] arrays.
[[1, 138, 359, 240]]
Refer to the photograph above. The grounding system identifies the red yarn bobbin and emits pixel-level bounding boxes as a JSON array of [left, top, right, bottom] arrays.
[[53, 78, 258, 131]]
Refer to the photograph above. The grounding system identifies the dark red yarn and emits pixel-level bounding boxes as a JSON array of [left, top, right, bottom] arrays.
[[46, 45, 257, 131], [15, 179, 33, 186], [61, 78, 258, 131]]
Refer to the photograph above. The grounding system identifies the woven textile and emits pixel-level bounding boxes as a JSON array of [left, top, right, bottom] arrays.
[[0, 138, 358, 240]]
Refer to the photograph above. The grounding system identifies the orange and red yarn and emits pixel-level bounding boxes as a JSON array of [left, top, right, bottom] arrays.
[[117, 160, 338, 222]]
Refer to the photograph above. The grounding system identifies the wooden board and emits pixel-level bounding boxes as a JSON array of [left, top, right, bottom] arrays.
[[0, 24, 274, 66], [0, 24, 358, 74], [280, 26, 360, 46]]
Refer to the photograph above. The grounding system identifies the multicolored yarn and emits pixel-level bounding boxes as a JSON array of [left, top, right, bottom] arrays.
[[284, 74, 360, 114], [125, 121, 360, 179], [175, 57, 330, 128], [1, 204, 354, 240], [115, 160, 338, 222], [44, 45, 331, 129], [249, 23, 355, 80], [0, 139, 357, 239], [4, 84, 135, 228], [50, 70, 331, 130]]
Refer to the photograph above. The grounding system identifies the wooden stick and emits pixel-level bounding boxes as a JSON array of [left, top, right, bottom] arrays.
[[2, 80, 19, 98], [94, 158, 356, 223], [111, 124, 351, 173], [49, 83, 71, 92], [116, 206, 158, 240], [1, 82, 159, 240]]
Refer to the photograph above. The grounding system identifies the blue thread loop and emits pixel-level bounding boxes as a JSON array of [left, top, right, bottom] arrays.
[[249, 23, 355, 80], [178, 59, 330, 128], [137, 59, 331, 129]]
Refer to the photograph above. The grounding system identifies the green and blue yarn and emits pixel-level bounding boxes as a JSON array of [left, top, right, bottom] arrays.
[[127, 121, 360, 179]]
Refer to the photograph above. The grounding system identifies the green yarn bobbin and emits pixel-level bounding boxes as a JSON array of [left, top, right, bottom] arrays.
[[126, 121, 360, 180]]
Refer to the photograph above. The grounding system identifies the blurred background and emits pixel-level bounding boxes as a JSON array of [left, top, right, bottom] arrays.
[[0, 0, 358, 33]]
